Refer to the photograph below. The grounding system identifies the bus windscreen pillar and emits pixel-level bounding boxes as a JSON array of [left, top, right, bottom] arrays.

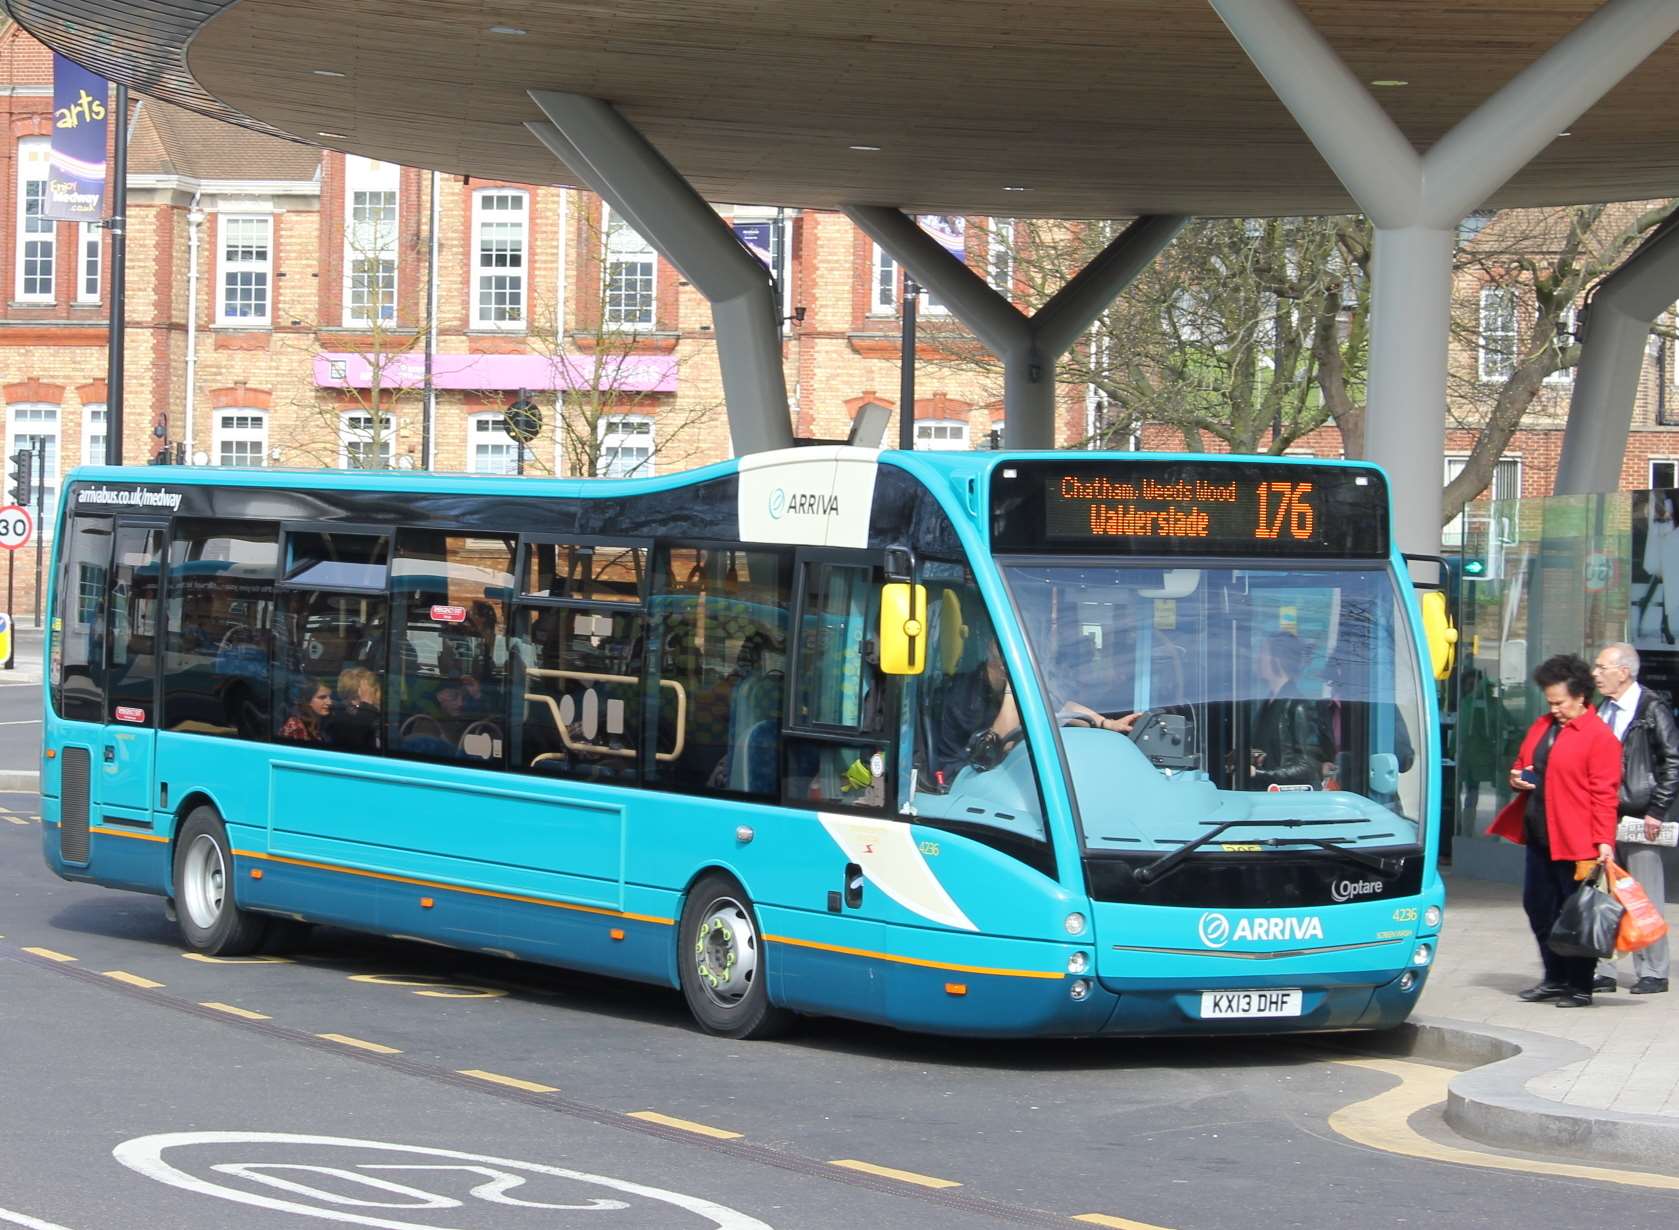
[[1213, 0, 1679, 556], [527, 93, 794, 457], [845, 207, 1183, 452]]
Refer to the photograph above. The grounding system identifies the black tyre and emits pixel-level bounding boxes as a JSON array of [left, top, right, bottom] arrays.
[[172, 806, 269, 956], [677, 873, 792, 1039]]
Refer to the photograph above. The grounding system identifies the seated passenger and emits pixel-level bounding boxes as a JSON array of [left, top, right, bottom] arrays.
[[279, 679, 334, 743], [1246, 632, 1328, 788], [333, 665, 383, 752]]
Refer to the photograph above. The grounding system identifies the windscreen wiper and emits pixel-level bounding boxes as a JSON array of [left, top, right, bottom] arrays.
[[1258, 835, 1404, 877], [1132, 818, 1356, 886]]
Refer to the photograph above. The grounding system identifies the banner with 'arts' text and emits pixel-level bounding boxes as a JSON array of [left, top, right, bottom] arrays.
[[45, 52, 110, 222]]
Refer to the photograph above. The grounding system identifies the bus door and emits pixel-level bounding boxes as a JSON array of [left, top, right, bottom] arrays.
[[778, 551, 904, 1016], [98, 521, 166, 819]]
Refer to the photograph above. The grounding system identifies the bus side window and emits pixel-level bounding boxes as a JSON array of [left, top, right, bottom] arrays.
[[273, 531, 390, 748], [161, 520, 279, 739], [647, 547, 790, 797], [388, 532, 515, 766], [107, 527, 164, 725], [513, 543, 648, 785], [53, 513, 112, 723]]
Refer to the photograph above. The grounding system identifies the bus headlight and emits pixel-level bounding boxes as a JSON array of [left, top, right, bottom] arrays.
[[1064, 912, 1087, 936], [1424, 906, 1442, 929], [1068, 951, 1089, 975], [1069, 979, 1091, 1001], [1412, 943, 1432, 966]]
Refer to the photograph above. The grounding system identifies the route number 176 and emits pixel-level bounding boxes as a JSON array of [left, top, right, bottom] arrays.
[[1254, 481, 1315, 541]]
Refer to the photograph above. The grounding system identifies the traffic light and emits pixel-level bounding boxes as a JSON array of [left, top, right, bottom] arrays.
[[9, 450, 31, 507]]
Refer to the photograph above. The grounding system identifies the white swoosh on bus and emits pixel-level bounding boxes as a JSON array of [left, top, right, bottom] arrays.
[[817, 814, 977, 931]]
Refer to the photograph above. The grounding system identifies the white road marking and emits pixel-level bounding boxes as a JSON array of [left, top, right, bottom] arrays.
[[114, 1132, 775, 1229], [0, 719, 41, 726], [0, 1207, 77, 1230]]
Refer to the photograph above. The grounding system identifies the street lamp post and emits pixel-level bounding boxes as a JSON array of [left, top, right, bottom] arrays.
[[899, 275, 919, 452]]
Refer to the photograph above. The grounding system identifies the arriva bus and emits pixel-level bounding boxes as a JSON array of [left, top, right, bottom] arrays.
[[40, 449, 1448, 1038]]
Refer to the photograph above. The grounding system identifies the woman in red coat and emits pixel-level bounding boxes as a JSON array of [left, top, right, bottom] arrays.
[[1488, 654, 1621, 1007]]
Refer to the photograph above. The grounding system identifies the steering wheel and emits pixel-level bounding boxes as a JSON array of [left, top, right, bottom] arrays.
[[963, 725, 1025, 772], [460, 720, 503, 759], [217, 624, 254, 652], [399, 714, 445, 741]]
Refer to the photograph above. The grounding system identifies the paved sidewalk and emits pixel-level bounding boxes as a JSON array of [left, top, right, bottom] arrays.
[[1422, 869, 1679, 1119]]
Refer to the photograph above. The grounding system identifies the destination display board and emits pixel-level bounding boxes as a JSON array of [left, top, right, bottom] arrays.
[[989, 460, 1389, 557]]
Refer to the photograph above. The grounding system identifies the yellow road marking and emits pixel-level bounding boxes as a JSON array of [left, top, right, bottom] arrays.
[[458, 1069, 558, 1093], [318, 1032, 402, 1055], [22, 947, 75, 963], [180, 953, 292, 964], [348, 973, 506, 999], [101, 970, 163, 989], [1073, 1216, 1177, 1230], [828, 1159, 961, 1189], [1329, 1058, 1679, 1189], [4, 816, 26, 826], [200, 1001, 271, 1020], [627, 1111, 743, 1140], [0, 804, 12, 813]]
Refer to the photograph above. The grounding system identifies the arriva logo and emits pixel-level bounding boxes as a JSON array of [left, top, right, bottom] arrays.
[[1330, 876, 1386, 903], [768, 488, 787, 520], [1197, 912, 1232, 947], [769, 489, 841, 519], [1197, 911, 1324, 948]]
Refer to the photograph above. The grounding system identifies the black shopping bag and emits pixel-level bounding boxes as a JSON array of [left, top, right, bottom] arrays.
[[1548, 867, 1625, 959]]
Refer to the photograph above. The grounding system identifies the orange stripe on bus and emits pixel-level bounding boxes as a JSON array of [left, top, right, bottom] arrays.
[[90, 826, 168, 843], [762, 933, 1064, 981], [229, 849, 673, 926]]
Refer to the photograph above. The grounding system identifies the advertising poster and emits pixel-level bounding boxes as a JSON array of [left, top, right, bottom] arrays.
[[45, 52, 110, 222], [916, 214, 965, 260], [731, 221, 775, 273]]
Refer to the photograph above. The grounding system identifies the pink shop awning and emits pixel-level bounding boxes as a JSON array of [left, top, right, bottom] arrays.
[[313, 351, 679, 393]]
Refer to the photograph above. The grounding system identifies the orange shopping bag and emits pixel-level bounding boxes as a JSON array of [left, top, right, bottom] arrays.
[[1608, 860, 1670, 956]]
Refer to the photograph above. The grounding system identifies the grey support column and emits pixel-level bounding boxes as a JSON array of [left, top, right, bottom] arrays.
[[527, 92, 793, 456], [1213, 0, 1679, 556], [844, 206, 1183, 450], [1555, 215, 1679, 495]]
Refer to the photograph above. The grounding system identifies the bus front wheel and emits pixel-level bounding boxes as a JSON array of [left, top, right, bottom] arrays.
[[677, 873, 791, 1039], [173, 807, 269, 956]]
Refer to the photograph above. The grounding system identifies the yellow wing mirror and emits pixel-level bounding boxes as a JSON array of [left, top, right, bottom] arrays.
[[879, 582, 928, 675], [1420, 589, 1457, 682]]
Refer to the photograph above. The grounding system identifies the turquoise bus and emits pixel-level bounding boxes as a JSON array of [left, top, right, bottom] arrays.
[[40, 448, 1447, 1038]]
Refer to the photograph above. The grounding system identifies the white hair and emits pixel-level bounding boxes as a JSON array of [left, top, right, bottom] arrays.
[[1602, 641, 1640, 675]]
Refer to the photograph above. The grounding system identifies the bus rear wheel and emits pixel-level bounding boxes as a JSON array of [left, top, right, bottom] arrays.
[[173, 806, 269, 956], [678, 874, 791, 1039]]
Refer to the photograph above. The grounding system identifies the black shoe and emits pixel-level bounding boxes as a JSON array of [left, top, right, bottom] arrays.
[[1592, 975, 1618, 993], [1554, 992, 1594, 1007], [1631, 977, 1669, 995], [1518, 982, 1569, 1002]]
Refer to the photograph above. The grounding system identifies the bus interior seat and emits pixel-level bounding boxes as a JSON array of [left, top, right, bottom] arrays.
[[740, 718, 780, 796], [726, 669, 783, 793]]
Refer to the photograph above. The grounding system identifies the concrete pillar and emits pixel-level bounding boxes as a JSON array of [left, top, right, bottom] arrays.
[[1555, 215, 1679, 495], [844, 207, 1183, 450], [526, 92, 794, 456], [1213, 0, 1679, 555]]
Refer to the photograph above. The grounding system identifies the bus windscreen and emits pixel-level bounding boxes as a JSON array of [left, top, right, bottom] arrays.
[[989, 460, 1389, 558]]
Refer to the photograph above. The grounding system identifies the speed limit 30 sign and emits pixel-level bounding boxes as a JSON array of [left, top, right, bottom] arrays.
[[0, 504, 34, 551]]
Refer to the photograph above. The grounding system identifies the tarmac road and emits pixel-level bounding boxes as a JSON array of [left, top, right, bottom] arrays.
[[5, 789, 1679, 1230]]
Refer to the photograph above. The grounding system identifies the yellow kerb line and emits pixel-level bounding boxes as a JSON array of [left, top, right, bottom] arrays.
[[21, 947, 76, 962], [827, 1159, 961, 1188], [458, 1069, 558, 1093], [101, 970, 163, 989], [180, 953, 292, 964], [1073, 1215, 1179, 1229], [318, 1032, 402, 1055], [627, 1111, 743, 1140], [200, 1001, 271, 1020]]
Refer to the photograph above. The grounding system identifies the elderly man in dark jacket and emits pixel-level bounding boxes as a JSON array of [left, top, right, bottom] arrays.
[[1592, 642, 1677, 994]]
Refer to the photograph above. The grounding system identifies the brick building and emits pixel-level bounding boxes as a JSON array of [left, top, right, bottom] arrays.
[[6, 19, 1679, 620]]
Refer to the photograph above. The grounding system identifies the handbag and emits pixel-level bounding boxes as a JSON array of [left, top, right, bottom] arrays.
[[1548, 866, 1625, 959], [1607, 860, 1672, 955]]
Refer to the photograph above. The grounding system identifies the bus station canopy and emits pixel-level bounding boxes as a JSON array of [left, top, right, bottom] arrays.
[[13, 0, 1679, 218]]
